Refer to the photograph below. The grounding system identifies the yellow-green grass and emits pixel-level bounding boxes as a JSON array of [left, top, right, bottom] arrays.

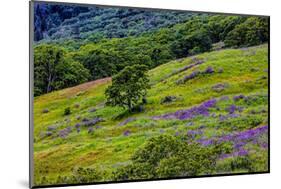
[[33, 44, 268, 185]]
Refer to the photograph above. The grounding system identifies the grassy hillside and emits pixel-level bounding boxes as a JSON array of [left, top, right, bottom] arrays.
[[33, 44, 268, 185]]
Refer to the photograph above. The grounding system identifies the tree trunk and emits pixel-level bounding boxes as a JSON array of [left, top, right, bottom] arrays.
[[128, 98, 132, 112], [46, 74, 52, 93]]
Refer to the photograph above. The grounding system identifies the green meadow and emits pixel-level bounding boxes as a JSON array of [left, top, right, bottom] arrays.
[[33, 44, 268, 185]]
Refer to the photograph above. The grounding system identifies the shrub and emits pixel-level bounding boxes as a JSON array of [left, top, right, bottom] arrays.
[[161, 96, 177, 104], [72, 167, 102, 183], [64, 107, 71, 116], [113, 135, 219, 180]]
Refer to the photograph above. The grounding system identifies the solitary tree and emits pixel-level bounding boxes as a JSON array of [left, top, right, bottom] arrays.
[[105, 64, 150, 111]]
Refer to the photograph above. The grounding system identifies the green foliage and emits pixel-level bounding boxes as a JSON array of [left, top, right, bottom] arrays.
[[105, 64, 150, 111], [35, 2, 194, 42], [72, 167, 102, 183], [113, 135, 218, 180], [76, 48, 118, 80], [224, 17, 268, 47], [64, 107, 71, 116], [34, 44, 90, 96]]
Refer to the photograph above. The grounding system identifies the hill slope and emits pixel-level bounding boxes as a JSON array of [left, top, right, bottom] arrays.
[[34, 2, 195, 42], [33, 44, 268, 185]]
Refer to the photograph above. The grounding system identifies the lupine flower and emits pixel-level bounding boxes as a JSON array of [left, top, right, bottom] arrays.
[[197, 138, 214, 146], [236, 148, 248, 156], [212, 83, 227, 92], [233, 94, 245, 101], [261, 142, 268, 149], [226, 104, 237, 114], [187, 130, 203, 139], [204, 66, 214, 74], [88, 127, 94, 134], [175, 131, 180, 136], [75, 123, 81, 129], [118, 117, 136, 126], [191, 57, 204, 64], [220, 96, 229, 101], [45, 131, 52, 136], [82, 118, 89, 122], [59, 127, 72, 138], [123, 130, 131, 136], [77, 128, 80, 133], [153, 98, 217, 120], [219, 114, 227, 121], [83, 117, 103, 127]]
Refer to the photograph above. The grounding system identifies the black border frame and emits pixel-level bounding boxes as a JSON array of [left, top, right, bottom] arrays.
[[29, 0, 270, 188]]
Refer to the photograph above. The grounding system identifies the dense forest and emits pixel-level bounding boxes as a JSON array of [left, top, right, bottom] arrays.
[[34, 5, 268, 96], [34, 3, 195, 42]]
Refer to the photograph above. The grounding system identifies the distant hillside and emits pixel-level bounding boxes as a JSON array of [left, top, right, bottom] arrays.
[[34, 2, 196, 42], [33, 44, 268, 185]]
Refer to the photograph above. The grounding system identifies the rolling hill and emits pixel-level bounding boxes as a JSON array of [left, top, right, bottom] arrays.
[[34, 2, 195, 42], [33, 44, 268, 185]]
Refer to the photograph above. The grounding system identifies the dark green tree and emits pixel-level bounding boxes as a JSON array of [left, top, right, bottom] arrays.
[[224, 17, 268, 47], [34, 44, 90, 96], [105, 64, 150, 111]]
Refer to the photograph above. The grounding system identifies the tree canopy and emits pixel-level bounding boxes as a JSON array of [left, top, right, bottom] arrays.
[[34, 44, 90, 96], [105, 64, 150, 111]]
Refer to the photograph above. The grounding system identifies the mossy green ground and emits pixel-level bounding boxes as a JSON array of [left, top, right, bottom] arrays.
[[33, 44, 268, 185]]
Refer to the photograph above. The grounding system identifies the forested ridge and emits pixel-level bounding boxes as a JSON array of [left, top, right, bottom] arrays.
[[34, 3, 268, 96], [34, 3, 195, 42]]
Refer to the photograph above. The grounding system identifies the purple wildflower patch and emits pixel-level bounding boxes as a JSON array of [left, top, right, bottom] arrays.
[[82, 117, 103, 127], [233, 94, 245, 101], [45, 131, 53, 136], [82, 118, 90, 122], [77, 128, 81, 133], [204, 66, 214, 74], [118, 117, 136, 126], [198, 125, 268, 159], [212, 83, 228, 92], [226, 104, 237, 114], [75, 123, 81, 129], [187, 130, 203, 139], [153, 99, 217, 120], [88, 127, 94, 134], [58, 127, 72, 138], [183, 71, 200, 82]]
